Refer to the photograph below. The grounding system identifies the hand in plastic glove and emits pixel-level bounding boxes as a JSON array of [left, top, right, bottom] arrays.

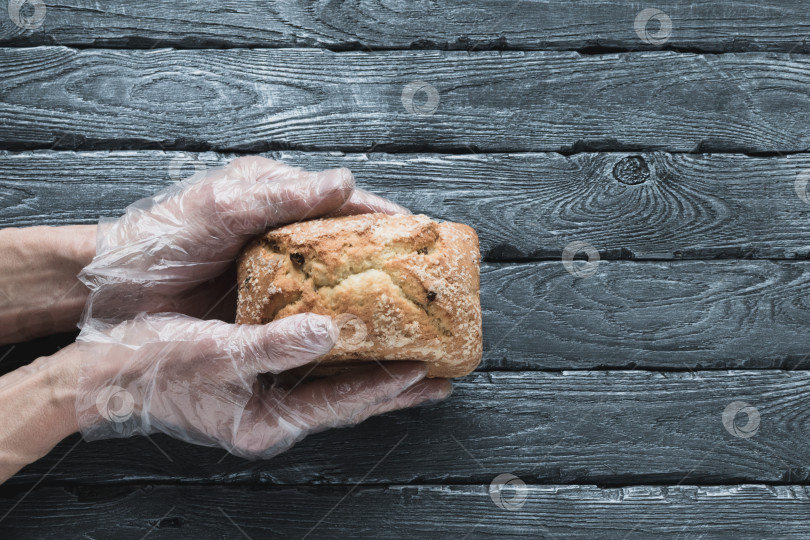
[[72, 313, 449, 459], [79, 156, 409, 323], [69, 156, 450, 461]]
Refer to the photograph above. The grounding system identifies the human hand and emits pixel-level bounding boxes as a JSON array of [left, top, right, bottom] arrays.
[[39, 312, 439, 459], [69, 156, 451, 460], [78, 156, 409, 323]]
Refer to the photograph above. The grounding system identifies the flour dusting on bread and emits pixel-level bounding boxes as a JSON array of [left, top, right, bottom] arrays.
[[236, 213, 482, 378]]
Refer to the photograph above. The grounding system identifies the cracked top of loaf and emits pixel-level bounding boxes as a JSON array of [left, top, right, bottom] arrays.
[[235, 213, 482, 378]]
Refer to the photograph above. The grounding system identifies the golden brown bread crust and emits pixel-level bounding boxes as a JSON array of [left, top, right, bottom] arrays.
[[235, 213, 482, 378]]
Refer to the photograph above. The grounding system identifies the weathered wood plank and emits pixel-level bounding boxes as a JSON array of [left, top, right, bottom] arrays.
[[481, 260, 810, 370], [2, 48, 810, 153], [2, 484, 810, 538], [2, 0, 810, 53], [1, 260, 808, 371], [6, 371, 810, 486], [3, 150, 810, 260]]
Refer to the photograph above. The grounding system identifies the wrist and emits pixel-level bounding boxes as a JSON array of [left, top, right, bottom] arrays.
[[0, 346, 80, 482], [57, 224, 97, 268], [0, 225, 97, 343], [41, 345, 81, 439]]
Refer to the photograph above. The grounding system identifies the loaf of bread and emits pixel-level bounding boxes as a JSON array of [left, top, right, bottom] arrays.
[[235, 213, 482, 378]]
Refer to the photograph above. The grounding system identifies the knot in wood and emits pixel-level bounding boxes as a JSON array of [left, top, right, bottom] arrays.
[[612, 155, 650, 185]]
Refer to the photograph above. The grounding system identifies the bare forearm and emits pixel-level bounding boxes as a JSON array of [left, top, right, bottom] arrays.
[[0, 225, 96, 344], [0, 347, 79, 483]]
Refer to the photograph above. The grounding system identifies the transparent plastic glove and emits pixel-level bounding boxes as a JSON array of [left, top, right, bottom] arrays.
[[74, 156, 450, 459], [77, 156, 410, 323], [74, 312, 451, 459]]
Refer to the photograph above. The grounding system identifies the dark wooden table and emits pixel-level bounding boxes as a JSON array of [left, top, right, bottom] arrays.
[[3, 1, 810, 538]]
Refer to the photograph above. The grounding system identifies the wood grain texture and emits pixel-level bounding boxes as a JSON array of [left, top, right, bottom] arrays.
[[2, 262, 809, 371], [6, 371, 810, 486], [2, 0, 810, 53], [2, 484, 810, 539], [4, 150, 810, 260], [1, 258, 809, 371], [481, 260, 810, 370], [3, 48, 810, 152]]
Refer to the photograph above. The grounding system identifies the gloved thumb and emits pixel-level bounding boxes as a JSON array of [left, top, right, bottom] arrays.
[[230, 313, 340, 375]]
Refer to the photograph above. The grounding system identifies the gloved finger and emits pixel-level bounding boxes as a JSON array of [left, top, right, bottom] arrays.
[[228, 313, 339, 375], [228, 361, 429, 457], [278, 361, 429, 428], [82, 157, 356, 290], [328, 188, 411, 217], [197, 156, 355, 237], [358, 378, 452, 418], [93, 313, 337, 376]]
